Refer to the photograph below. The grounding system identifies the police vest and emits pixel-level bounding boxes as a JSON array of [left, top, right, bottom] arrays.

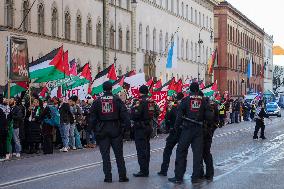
[[99, 95, 119, 121], [219, 104, 225, 115]]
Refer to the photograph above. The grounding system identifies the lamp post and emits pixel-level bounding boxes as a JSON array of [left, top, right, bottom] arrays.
[[197, 27, 205, 82]]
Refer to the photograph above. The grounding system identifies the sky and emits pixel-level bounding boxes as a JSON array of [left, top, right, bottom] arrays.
[[227, 0, 283, 47]]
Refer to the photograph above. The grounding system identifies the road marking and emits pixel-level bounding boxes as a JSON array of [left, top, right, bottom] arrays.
[[0, 120, 280, 188]]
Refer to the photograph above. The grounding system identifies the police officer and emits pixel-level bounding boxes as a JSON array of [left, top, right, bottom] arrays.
[[253, 100, 269, 140], [200, 97, 219, 181], [168, 82, 206, 184], [219, 101, 225, 127], [131, 85, 159, 177], [158, 92, 184, 176], [90, 81, 130, 183]]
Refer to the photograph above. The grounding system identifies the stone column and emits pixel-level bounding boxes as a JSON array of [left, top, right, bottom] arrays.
[[131, 4, 137, 71]]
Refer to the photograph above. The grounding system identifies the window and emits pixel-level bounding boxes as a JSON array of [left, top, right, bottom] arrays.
[[177, 0, 179, 15], [181, 38, 184, 59], [177, 36, 179, 58], [139, 23, 142, 49], [86, 18, 92, 44], [194, 43, 197, 61], [109, 25, 115, 49], [127, 0, 130, 10], [76, 14, 82, 42], [23, 0, 29, 31], [186, 40, 189, 60], [160, 0, 163, 7], [153, 28, 156, 52], [118, 27, 123, 50], [166, 0, 168, 9], [51, 7, 58, 37], [191, 7, 193, 21], [210, 18, 212, 28], [206, 16, 208, 29], [118, 0, 121, 7], [199, 12, 201, 26], [202, 14, 205, 27], [165, 32, 169, 53], [38, 3, 44, 35], [65, 11, 71, 40], [191, 41, 193, 60], [171, 0, 174, 12], [186, 5, 188, 19], [146, 26, 150, 51], [126, 30, 130, 52], [96, 21, 102, 46], [6, 0, 14, 27], [181, 2, 184, 17], [159, 30, 163, 54], [195, 10, 197, 24]]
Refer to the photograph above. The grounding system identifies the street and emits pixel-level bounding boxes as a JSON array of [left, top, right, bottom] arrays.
[[1, 116, 284, 189]]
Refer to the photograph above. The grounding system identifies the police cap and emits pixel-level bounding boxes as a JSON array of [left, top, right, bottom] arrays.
[[139, 85, 149, 95], [103, 81, 113, 92]]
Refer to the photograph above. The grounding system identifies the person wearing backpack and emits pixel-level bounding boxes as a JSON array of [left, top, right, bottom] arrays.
[[41, 98, 60, 154]]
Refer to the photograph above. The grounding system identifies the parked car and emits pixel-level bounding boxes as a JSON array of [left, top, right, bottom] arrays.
[[266, 102, 281, 117]]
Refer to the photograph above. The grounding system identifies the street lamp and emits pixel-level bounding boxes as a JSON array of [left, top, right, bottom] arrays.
[[198, 27, 205, 81]]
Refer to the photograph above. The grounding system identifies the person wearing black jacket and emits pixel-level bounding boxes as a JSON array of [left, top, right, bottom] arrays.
[[59, 101, 73, 152], [8, 97, 24, 158], [168, 82, 206, 184], [0, 95, 8, 160], [253, 100, 269, 140], [90, 81, 131, 183], [158, 92, 184, 176]]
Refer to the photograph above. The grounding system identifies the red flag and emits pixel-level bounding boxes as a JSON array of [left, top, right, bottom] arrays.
[[211, 80, 218, 91], [146, 78, 154, 87], [107, 64, 117, 81], [175, 79, 183, 93], [39, 86, 49, 98], [81, 63, 92, 82], [154, 79, 162, 89], [168, 78, 176, 91], [199, 82, 205, 90]]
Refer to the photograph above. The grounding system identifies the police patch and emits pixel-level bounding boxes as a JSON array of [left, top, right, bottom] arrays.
[[102, 100, 114, 114], [190, 99, 201, 112]]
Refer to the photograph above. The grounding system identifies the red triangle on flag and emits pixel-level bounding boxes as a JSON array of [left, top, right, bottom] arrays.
[[154, 80, 162, 89], [211, 80, 218, 91], [107, 64, 117, 81], [81, 63, 92, 82]]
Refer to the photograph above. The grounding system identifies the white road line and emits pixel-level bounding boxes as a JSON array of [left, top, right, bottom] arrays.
[[0, 121, 279, 188]]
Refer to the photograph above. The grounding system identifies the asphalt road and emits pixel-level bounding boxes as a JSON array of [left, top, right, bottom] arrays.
[[1, 116, 284, 189]]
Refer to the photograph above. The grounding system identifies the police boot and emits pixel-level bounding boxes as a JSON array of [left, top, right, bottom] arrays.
[[119, 176, 129, 182], [133, 172, 149, 177], [157, 171, 167, 176], [104, 178, 112, 183], [168, 177, 182, 184]]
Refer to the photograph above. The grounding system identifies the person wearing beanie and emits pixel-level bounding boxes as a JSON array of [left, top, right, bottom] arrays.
[[169, 82, 207, 184], [89, 81, 131, 183], [131, 85, 160, 177], [158, 92, 184, 176]]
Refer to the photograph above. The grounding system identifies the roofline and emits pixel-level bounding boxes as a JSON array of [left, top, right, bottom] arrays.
[[217, 1, 265, 35]]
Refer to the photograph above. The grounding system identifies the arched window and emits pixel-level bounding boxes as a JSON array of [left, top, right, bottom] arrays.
[[23, 0, 29, 31], [171, 0, 174, 12], [165, 0, 168, 9], [153, 28, 156, 52], [190, 7, 193, 21], [118, 27, 123, 50], [146, 26, 150, 51], [86, 18, 92, 44], [127, 0, 130, 10], [191, 41, 193, 60], [186, 40, 189, 60], [38, 3, 44, 35], [206, 16, 208, 28], [177, 36, 179, 58], [159, 30, 163, 54], [76, 14, 82, 42], [6, 0, 14, 27], [165, 32, 169, 53], [139, 23, 142, 49], [177, 0, 180, 15], [118, 0, 122, 7], [181, 38, 184, 59], [181, 2, 184, 17], [195, 10, 197, 24], [194, 43, 197, 61], [51, 7, 58, 37], [126, 30, 130, 52], [96, 21, 102, 46], [109, 25, 115, 49], [65, 11, 71, 40], [186, 5, 188, 19]]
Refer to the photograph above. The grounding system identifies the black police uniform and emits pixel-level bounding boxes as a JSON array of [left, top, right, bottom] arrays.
[[158, 102, 180, 176], [131, 93, 159, 177], [90, 90, 130, 182], [170, 90, 206, 183], [201, 99, 219, 180], [253, 105, 269, 140]]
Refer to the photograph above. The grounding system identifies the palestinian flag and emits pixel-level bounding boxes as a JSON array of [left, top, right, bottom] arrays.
[[202, 81, 218, 97], [154, 79, 162, 90], [8, 82, 28, 97], [63, 63, 92, 90], [91, 64, 117, 95], [175, 79, 183, 93], [156, 78, 176, 96], [29, 47, 69, 83], [112, 76, 125, 95]]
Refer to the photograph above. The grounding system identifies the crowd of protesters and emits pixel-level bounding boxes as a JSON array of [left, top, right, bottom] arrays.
[[0, 91, 263, 161]]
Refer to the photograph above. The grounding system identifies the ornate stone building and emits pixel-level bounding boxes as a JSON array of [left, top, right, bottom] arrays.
[[214, 1, 265, 96], [263, 33, 274, 92], [0, 0, 217, 87]]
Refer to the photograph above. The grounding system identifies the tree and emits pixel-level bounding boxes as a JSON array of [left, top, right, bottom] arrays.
[[273, 65, 284, 93]]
